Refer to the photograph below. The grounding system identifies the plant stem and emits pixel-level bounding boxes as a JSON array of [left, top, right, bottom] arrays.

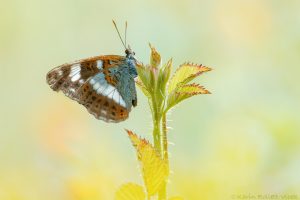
[[151, 93, 169, 200], [153, 116, 161, 154], [158, 182, 167, 200], [151, 95, 162, 156], [162, 113, 169, 165], [158, 113, 169, 200]]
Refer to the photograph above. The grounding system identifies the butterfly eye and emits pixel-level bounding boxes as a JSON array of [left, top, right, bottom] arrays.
[[133, 52, 135, 55]]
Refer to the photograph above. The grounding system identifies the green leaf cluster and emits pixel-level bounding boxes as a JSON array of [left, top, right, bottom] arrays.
[[116, 45, 212, 200], [137, 45, 212, 115]]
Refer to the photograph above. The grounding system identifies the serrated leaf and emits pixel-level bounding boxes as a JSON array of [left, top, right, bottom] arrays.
[[154, 59, 172, 113], [157, 59, 172, 95], [115, 183, 145, 200], [168, 63, 211, 94], [126, 130, 168, 197], [135, 79, 151, 98], [166, 83, 210, 111], [135, 79, 154, 114], [149, 43, 161, 68], [136, 63, 152, 92], [168, 197, 185, 200]]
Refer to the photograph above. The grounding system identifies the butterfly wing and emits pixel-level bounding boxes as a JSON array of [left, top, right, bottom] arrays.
[[46, 55, 136, 122], [114, 65, 137, 109]]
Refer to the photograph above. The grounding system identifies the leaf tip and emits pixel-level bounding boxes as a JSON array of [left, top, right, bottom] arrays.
[[125, 129, 132, 135]]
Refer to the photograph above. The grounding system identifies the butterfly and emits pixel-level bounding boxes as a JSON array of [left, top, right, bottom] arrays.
[[46, 21, 138, 123]]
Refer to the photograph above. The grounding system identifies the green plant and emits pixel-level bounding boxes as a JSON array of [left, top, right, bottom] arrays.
[[115, 44, 212, 200]]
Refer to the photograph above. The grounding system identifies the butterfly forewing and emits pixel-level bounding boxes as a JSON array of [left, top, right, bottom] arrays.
[[46, 55, 135, 122]]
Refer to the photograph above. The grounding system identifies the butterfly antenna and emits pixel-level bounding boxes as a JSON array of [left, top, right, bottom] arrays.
[[112, 20, 126, 49], [125, 21, 127, 48]]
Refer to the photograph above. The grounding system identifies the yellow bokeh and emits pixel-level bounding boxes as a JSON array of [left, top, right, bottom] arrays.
[[1, 0, 300, 199]]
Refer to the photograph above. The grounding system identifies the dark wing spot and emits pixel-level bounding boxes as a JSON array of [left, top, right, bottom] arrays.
[[104, 101, 109, 107], [84, 85, 89, 92]]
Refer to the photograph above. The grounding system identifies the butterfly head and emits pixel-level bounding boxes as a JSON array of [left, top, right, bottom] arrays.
[[112, 20, 138, 78], [125, 46, 138, 78], [113, 20, 137, 59], [125, 46, 136, 59]]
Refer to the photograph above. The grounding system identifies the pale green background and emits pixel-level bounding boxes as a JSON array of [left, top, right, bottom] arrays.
[[1, 0, 300, 199]]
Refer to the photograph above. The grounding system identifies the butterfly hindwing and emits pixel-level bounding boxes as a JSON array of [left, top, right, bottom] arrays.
[[46, 55, 137, 122], [80, 72, 130, 122], [114, 65, 137, 109]]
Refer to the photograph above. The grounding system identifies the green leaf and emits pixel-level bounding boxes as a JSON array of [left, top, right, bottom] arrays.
[[115, 183, 146, 200], [166, 83, 210, 111], [155, 59, 172, 113], [135, 79, 151, 98], [149, 66, 157, 93], [136, 63, 152, 93], [149, 43, 161, 68], [157, 59, 172, 96], [168, 63, 211, 94], [126, 130, 168, 197]]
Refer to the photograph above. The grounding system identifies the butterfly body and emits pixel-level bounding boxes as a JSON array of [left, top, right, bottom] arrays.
[[46, 51, 138, 123]]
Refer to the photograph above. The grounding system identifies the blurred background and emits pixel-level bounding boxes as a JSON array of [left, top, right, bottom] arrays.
[[1, 0, 300, 199]]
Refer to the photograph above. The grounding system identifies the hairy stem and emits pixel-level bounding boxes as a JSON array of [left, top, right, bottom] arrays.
[[151, 94, 162, 156], [162, 113, 169, 164], [158, 113, 169, 200], [151, 93, 169, 200], [158, 183, 167, 200], [153, 116, 161, 155]]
